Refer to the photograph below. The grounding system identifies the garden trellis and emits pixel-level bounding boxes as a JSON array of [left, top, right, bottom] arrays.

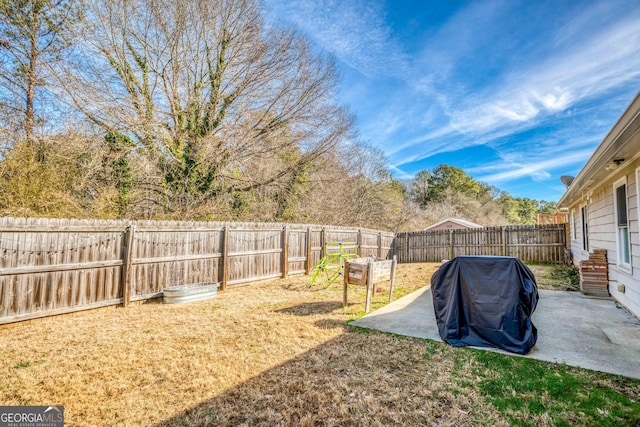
[[309, 242, 359, 288]]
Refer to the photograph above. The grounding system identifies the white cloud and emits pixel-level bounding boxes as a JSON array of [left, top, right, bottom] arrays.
[[392, 2, 640, 165], [464, 132, 602, 185], [535, 91, 572, 112], [266, 0, 408, 78], [268, 0, 640, 193], [385, 124, 456, 157], [510, 14, 640, 101], [475, 149, 594, 183], [387, 163, 413, 180]]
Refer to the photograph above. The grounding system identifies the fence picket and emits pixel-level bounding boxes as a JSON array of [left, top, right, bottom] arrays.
[[0, 216, 560, 325], [397, 224, 567, 265]]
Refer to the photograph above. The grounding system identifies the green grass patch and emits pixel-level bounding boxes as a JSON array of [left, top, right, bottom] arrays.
[[347, 325, 373, 334], [422, 340, 439, 360], [13, 360, 31, 369], [528, 264, 579, 291], [548, 265, 580, 290], [467, 349, 640, 426]]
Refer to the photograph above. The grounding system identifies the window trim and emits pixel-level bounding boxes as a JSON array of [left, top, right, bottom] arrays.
[[637, 166, 640, 233], [580, 204, 589, 252], [613, 177, 632, 270]]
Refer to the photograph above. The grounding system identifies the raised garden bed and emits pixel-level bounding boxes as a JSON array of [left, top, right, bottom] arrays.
[[344, 256, 397, 313]]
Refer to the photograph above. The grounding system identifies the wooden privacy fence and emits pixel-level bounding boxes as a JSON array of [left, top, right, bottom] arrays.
[[0, 218, 566, 325], [0, 217, 394, 325], [394, 224, 567, 264]]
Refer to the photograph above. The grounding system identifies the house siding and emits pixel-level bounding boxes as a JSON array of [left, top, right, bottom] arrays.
[[568, 160, 640, 317], [616, 167, 640, 316], [588, 186, 614, 253]]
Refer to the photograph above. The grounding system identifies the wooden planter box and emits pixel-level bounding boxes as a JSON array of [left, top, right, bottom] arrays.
[[344, 256, 397, 313]]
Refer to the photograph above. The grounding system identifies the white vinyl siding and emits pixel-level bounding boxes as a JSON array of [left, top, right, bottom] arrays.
[[580, 167, 640, 318]]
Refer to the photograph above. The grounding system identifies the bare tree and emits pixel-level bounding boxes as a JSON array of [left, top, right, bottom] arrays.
[[290, 141, 406, 231], [0, 0, 81, 143], [67, 0, 354, 217]]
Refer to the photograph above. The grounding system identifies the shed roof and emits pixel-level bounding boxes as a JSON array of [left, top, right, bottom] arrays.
[[424, 218, 483, 231]]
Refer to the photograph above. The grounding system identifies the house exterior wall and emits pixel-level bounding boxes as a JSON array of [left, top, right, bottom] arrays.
[[569, 203, 588, 261], [568, 159, 640, 317]]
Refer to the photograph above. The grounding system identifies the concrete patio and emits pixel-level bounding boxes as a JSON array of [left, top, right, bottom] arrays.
[[350, 287, 640, 379]]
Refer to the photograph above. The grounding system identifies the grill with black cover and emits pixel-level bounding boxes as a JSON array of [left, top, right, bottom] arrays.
[[430, 256, 539, 354]]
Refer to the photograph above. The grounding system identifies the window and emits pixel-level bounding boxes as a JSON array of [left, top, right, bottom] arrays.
[[614, 179, 631, 267], [581, 205, 589, 251], [571, 209, 577, 241], [638, 168, 640, 233]]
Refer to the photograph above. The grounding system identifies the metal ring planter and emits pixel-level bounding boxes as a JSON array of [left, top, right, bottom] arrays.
[[163, 283, 219, 304]]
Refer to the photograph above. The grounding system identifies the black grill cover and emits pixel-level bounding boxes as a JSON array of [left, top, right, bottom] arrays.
[[431, 256, 539, 354]]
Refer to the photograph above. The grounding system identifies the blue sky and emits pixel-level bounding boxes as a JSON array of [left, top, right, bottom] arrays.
[[265, 0, 640, 202]]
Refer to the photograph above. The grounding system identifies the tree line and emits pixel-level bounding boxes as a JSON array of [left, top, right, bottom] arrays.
[[0, 0, 555, 232]]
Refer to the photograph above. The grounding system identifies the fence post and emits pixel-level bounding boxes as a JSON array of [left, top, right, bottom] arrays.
[[377, 232, 382, 259], [448, 229, 454, 260], [563, 223, 570, 265], [122, 224, 135, 307], [391, 235, 397, 262], [305, 226, 312, 275], [405, 232, 410, 262], [321, 228, 327, 259], [282, 225, 289, 278], [221, 225, 229, 290], [357, 229, 362, 256], [501, 226, 507, 256]]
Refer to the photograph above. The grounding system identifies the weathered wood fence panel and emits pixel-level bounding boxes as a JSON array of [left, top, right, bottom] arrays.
[[379, 233, 395, 259], [0, 217, 128, 323], [0, 217, 560, 325], [360, 232, 381, 258], [226, 225, 284, 286], [0, 217, 393, 324], [395, 224, 567, 264], [129, 223, 225, 300], [287, 228, 308, 276]]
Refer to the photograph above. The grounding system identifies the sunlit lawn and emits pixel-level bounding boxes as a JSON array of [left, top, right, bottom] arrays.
[[1, 263, 638, 426]]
